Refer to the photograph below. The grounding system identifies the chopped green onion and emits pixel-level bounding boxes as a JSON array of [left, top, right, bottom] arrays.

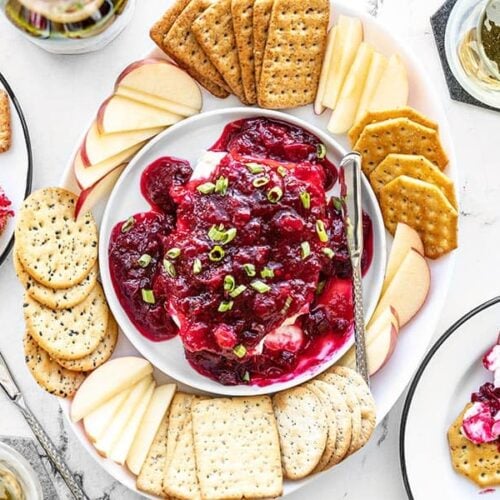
[[281, 296, 293, 313], [230, 284, 247, 298], [221, 227, 237, 245], [301, 241, 311, 260], [332, 197, 344, 211], [252, 176, 270, 188], [163, 259, 176, 278], [197, 182, 216, 194], [209, 245, 225, 262], [233, 344, 247, 358], [316, 280, 326, 295], [121, 216, 135, 233], [317, 143, 327, 159], [243, 263, 256, 277], [251, 280, 271, 293], [277, 165, 287, 177], [218, 300, 234, 312], [323, 248, 335, 259], [137, 254, 152, 268], [246, 162, 265, 174], [208, 225, 237, 245], [141, 289, 155, 304], [166, 247, 181, 259], [208, 224, 225, 241], [267, 187, 283, 203], [316, 220, 329, 243], [260, 267, 274, 279], [193, 258, 202, 275], [242, 371, 251, 382], [224, 275, 236, 292], [215, 176, 229, 195], [300, 191, 311, 209]]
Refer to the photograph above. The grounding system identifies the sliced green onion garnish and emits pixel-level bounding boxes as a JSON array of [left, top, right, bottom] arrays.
[[246, 162, 265, 174], [230, 284, 247, 298], [208, 224, 225, 241], [233, 344, 247, 358], [301, 241, 311, 260], [251, 280, 271, 293], [218, 300, 234, 312], [224, 275, 236, 292], [222, 227, 237, 245], [316, 280, 326, 295], [260, 267, 274, 279], [277, 165, 287, 177], [141, 289, 155, 304], [281, 296, 293, 313], [209, 245, 225, 262], [215, 176, 229, 195], [208, 225, 237, 245], [121, 216, 135, 233], [166, 247, 181, 259], [137, 254, 152, 268], [316, 220, 329, 243], [252, 176, 270, 188], [300, 191, 311, 209], [323, 247, 335, 259], [267, 187, 283, 203], [197, 182, 216, 194], [163, 259, 176, 278], [242, 371, 251, 382], [317, 143, 327, 159], [332, 197, 344, 211], [193, 258, 202, 275], [243, 263, 256, 277]]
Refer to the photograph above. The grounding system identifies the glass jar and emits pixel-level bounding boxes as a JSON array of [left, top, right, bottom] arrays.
[[1, 0, 135, 54]]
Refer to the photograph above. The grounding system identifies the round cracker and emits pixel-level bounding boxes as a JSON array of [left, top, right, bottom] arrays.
[[23, 283, 108, 361], [272, 386, 328, 479], [54, 313, 118, 372], [14, 248, 98, 310], [23, 331, 86, 398], [15, 187, 98, 289]]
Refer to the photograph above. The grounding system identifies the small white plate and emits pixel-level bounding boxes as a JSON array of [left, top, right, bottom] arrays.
[[400, 297, 500, 499]]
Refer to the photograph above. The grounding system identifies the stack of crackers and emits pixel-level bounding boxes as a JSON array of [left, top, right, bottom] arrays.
[[150, 0, 330, 108], [14, 188, 117, 398], [0, 90, 11, 154], [349, 107, 458, 259]]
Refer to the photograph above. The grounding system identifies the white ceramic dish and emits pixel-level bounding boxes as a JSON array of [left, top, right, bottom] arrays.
[[400, 297, 500, 499], [57, 0, 459, 497]]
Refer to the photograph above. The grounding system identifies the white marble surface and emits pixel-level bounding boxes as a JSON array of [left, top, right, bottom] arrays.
[[0, 0, 498, 498]]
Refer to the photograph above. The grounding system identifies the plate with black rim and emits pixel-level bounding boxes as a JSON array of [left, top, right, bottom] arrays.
[[400, 297, 500, 499]]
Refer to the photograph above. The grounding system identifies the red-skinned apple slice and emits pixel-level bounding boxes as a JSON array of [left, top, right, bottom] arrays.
[[81, 121, 163, 167], [97, 95, 183, 134]]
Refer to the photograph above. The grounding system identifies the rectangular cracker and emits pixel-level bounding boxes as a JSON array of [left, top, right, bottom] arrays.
[[232, 0, 257, 104], [253, 0, 274, 85], [150, 0, 191, 46], [257, 0, 329, 109], [165, 392, 195, 468], [191, 396, 283, 499], [0, 90, 11, 153], [192, 0, 248, 103]]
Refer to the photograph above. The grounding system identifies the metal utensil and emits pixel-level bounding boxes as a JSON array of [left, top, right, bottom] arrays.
[[0, 352, 89, 500], [339, 152, 370, 386]]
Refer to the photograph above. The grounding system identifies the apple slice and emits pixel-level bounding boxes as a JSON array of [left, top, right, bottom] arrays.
[[321, 15, 363, 110], [327, 42, 374, 134], [109, 380, 156, 465], [126, 383, 176, 475], [94, 376, 153, 457], [115, 59, 202, 115], [81, 121, 162, 167], [368, 54, 409, 112], [354, 51, 388, 123], [370, 248, 430, 328], [314, 26, 337, 115], [97, 95, 183, 134], [75, 164, 126, 218], [71, 357, 153, 422], [382, 223, 424, 294]]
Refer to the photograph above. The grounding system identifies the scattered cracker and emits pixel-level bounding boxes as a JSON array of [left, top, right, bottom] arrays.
[[272, 386, 327, 479], [23, 283, 108, 360], [192, 396, 283, 499], [54, 313, 118, 372], [348, 107, 439, 145], [0, 90, 11, 153], [257, 0, 329, 108], [253, 0, 273, 85], [15, 188, 98, 289], [23, 331, 85, 398], [192, 0, 248, 103], [379, 175, 459, 259], [370, 154, 457, 208], [232, 0, 257, 103], [353, 118, 449, 175]]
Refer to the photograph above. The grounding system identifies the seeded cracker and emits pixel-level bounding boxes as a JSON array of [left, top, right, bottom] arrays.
[[23, 283, 108, 360], [192, 0, 248, 103], [253, 0, 273, 85], [192, 396, 283, 499], [258, 0, 329, 108], [0, 90, 11, 153], [15, 188, 98, 289]]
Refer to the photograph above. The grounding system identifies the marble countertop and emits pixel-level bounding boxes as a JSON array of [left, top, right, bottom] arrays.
[[0, 0, 498, 498]]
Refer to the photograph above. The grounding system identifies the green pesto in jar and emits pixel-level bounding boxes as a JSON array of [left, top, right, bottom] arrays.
[[481, 14, 500, 69]]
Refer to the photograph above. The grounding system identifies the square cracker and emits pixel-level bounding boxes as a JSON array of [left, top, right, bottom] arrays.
[[192, 0, 248, 103], [258, 0, 329, 109], [253, 0, 273, 85], [232, 0, 257, 104], [191, 396, 283, 499], [0, 90, 11, 153]]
